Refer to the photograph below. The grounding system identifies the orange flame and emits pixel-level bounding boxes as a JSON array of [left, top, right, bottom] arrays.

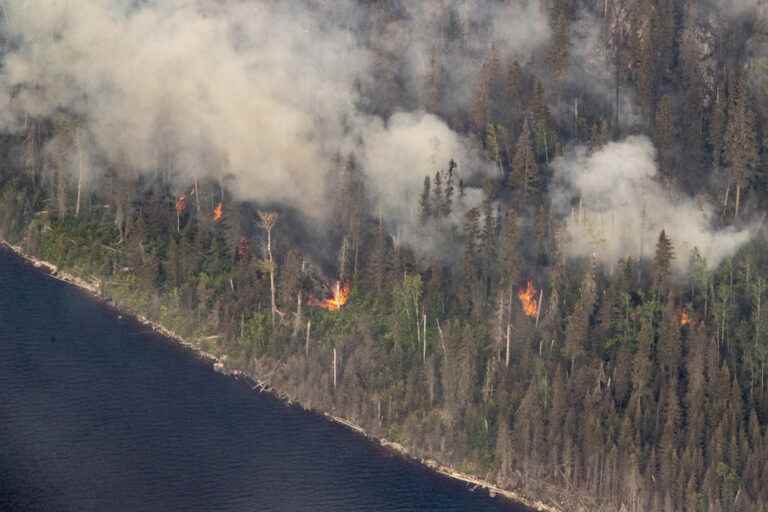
[[311, 281, 350, 311], [679, 309, 690, 326], [213, 202, 223, 223], [175, 194, 187, 215], [518, 281, 538, 318]]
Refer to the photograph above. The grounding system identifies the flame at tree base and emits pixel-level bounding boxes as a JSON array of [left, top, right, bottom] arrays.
[[311, 281, 350, 311], [679, 309, 690, 326], [518, 281, 538, 318]]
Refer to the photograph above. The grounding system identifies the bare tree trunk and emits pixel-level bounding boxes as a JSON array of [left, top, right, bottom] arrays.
[[332, 347, 337, 389], [416, 310, 421, 351], [353, 238, 359, 280], [615, 52, 620, 132], [56, 161, 67, 217], [258, 212, 279, 327], [422, 313, 427, 364], [194, 178, 201, 215], [496, 292, 505, 361], [735, 182, 742, 219], [296, 258, 306, 336], [24, 120, 38, 183], [75, 128, 85, 217], [269, 253, 276, 326], [436, 319, 446, 354], [305, 320, 311, 358], [535, 289, 544, 327], [294, 289, 303, 336], [506, 323, 511, 367], [755, 282, 762, 353]]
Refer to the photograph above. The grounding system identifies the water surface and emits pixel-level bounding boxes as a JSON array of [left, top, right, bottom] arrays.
[[0, 247, 531, 512]]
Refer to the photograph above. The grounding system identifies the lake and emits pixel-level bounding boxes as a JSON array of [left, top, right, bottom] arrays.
[[0, 246, 532, 512]]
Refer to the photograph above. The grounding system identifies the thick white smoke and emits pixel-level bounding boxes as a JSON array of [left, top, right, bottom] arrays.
[[0, 0, 549, 246], [376, 1, 550, 109], [1, 0, 370, 216], [551, 136, 756, 272]]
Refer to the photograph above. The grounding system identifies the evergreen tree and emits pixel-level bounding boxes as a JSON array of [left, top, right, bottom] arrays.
[[564, 264, 596, 371], [462, 207, 481, 315], [710, 85, 726, 174], [511, 120, 538, 202], [654, 230, 675, 295], [655, 95, 675, 189], [725, 78, 758, 219], [548, 10, 570, 84], [485, 123, 502, 176], [432, 170, 444, 220], [498, 208, 520, 290], [443, 160, 456, 218], [659, 296, 682, 382], [419, 176, 431, 224]]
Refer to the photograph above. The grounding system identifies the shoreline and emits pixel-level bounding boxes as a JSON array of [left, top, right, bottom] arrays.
[[1, 240, 562, 512]]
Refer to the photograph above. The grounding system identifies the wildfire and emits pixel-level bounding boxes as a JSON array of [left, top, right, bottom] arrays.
[[213, 202, 223, 223], [311, 281, 350, 311], [518, 281, 538, 318], [679, 309, 690, 327], [175, 194, 187, 215]]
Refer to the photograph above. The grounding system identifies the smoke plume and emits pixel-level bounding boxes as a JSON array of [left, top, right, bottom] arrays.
[[551, 136, 756, 272], [0, 0, 549, 251]]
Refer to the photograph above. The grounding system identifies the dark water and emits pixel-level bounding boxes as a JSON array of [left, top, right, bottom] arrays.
[[0, 247, 531, 512]]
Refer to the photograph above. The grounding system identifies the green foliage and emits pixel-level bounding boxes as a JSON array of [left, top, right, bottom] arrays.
[[5, 11, 768, 509]]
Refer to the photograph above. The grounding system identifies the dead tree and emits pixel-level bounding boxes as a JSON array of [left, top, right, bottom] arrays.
[[258, 211, 279, 326], [74, 127, 86, 217]]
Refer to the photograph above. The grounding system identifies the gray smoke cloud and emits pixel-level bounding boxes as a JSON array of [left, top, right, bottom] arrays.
[[551, 136, 756, 272], [374, 1, 550, 109], [716, 0, 765, 18], [1, 0, 368, 216], [0, 0, 550, 252]]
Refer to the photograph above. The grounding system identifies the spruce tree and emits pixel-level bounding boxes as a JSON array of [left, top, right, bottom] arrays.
[[654, 230, 675, 294], [511, 120, 538, 202], [419, 176, 431, 224], [725, 77, 758, 219]]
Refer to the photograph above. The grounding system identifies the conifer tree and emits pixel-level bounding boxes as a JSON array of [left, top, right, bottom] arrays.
[[655, 95, 675, 188], [725, 78, 758, 219], [654, 230, 675, 295], [443, 160, 456, 218], [549, 11, 570, 84], [498, 208, 520, 290], [659, 296, 682, 382], [432, 170, 444, 220], [425, 45, 442, 113], [368, 218, 389, 293], [511, 120, 538, 202], [564, 264, 596, 371], [710, 85, 726, 174], [485, 123, 502, 176], [462, 207, 481, 315], [419, 176, 431, 224]]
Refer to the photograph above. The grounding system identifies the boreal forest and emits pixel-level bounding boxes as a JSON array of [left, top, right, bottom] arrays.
[[0, 0, 767, 511]]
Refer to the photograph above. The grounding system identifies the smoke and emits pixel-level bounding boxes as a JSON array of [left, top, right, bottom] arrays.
[[375, 1, 550, 110], [716, 0, 765, 18], [1, 0, 371, 216], [358, 111, 489, 225], [0, 0, 549, 250], [565, 11, 642, 128], [551, 136, 756, 272]]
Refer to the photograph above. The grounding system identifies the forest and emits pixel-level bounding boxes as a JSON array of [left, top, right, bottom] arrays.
[[0, 0, 767, 511]]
